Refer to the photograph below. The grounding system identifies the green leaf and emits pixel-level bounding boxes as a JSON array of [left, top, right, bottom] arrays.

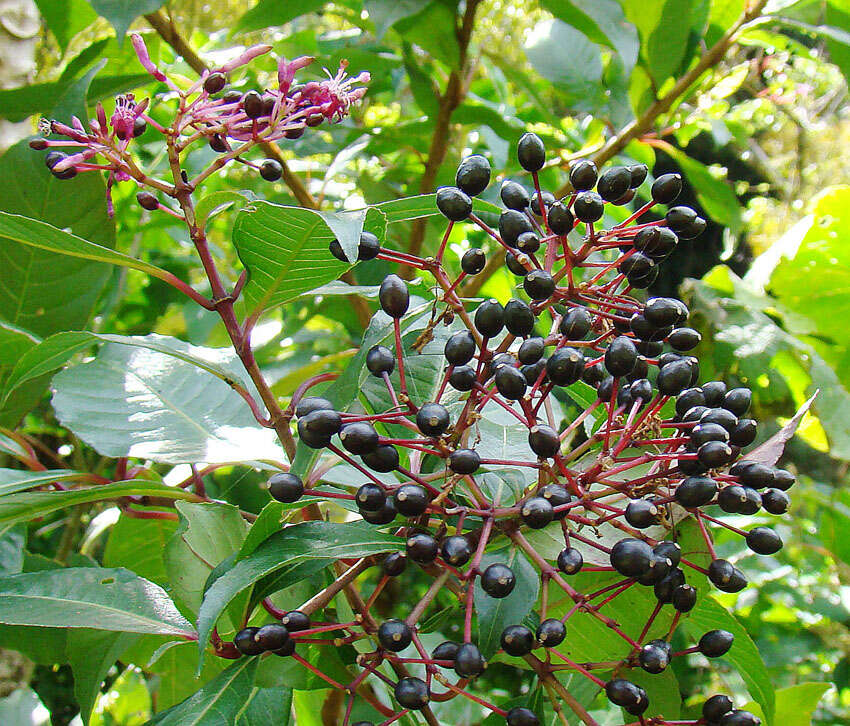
[[625, 668, 680, 719], [104, 512, 179, 587], [51, 340, 283, 464], [233, 202, 387, 315], [148, 658, 259, 725], [72, 630, 140, 724], [4, 331, 251, 405], [540, 0, 639, 72], [0, 567, 194, 636], [196, 521, 402, 665], [366, 0, 431, 39], [237, 686, 293, 725], [0, 480, 201, 526], [164, 501, 249, 615], [0, 322, 42, 426], [525, 20, 603, 106], [87, 0, 166, 40], [394, 1, 460, 67], [682, 596, 775, 724], [624, 0, 695, 86], [234, 0, 325, 34], [743, 682, 832, 726], [35, 0, 99, 50], [0, 74, 151, 123], [663, 146, 742, 232], [195, 190, 256, 227], [0, 468, 88, 497], [0, 524, 25, 576], [90, 666, 152, 725], [474, 548, 538, 658]]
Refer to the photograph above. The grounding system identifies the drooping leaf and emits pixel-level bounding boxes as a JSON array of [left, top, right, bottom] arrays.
[[743, 682, 832, 726], [234, 0, 325, 34], [0, 567, 194, 636], [0, 524, 25, 576], [51, 341, 283, 464], [624, 0, 695, 86], [366, 0, 431, 39], [34, 0, 99, 50], [0, 468, 88, 497]]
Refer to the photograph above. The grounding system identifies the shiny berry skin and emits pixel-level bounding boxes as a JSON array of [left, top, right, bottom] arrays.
[[730, 419, 757, 446], [393, 484, 429, 517], [339, 422, 379, 455], [360, 444, 397, 472], [234, 627, 264, 655], [720, 711, 761, 726], [651, 173, 683, 204], [449, 365, 476, 391], [506, 707, 540, 726], [436, 186, 472, 220], [519, 337, 545, 364], [454, 642, 486, 677], [639, 639, 671, 673], [517, 132, 545, 171], [672, 583, 698, 612], [523, 269, 555, 300], [669, 327, 702, 351], [605, 678, 649, 715], [45, 151, 77, 179], [432, 641, 460, 662], [394, 677, 429, 710], [520, 497, 554, 529], [625, 499, 661, 528], [501, 624, 535, 656], [605, 336, 638, 377], [499, 210, 534, 246], [280, 610, 310, 632], [597, 166, 631, 202], [506, 251, 529, 275], [254, 623, 290, 651], [330, 231, 381, 262], [501, 180, 530, 209], [528, 425, 560, 458], [540, 484, 570, 519], [517, 231, 540, 254], [547, 202, 574, 234], [445, 330, 476, 366], [530, 190, 554, 216], [723, 387, 752, 416], [666, 205, 697, 231], [456, 154, 491, 196], [504, 299, 535, 337], [379, 274, 409, 318], [382, 552, 407, 576], [461, 248, 486, 274], [697, 441, 734, 468], [628, 163, 648, 187], [297, 409, 342, 448], [417, 402, 450, 437], [242, 90, 265, 118], [557, 547, 583, 574], [675, 476, 717, 508], [204, 71, 227, 93], [137, 191, 158, 210], [645, 297, 683, 327], [481, 563, 516, 598], [495, 365, 527, 400], [708, 559, 747, 592], [361, 497, 397, 524], [536, 618, 566, 648], [703, 694, 734, 722], [366, 345, 395, 377], [761, 488, 790, 515], [560, 307, 592, 339], [772, 468, 795, 490], [699, 629, 734, 657], [654, 568, 685, 603], [406, 533, 438, 563], [573, 191, 604, 222], [356, 483, 386, 512], [546, 347, 584, 386], [657, 359, 694, 395], [260, 159, 283, 181], [440, 535, 472, 566], [655, 541, 682, 568], [378, 619, 412, 652], [610, 538, 653, 577], [449, 448, 481, 474], [475, 298, 505, 338], [267, 472, 304, 503], [746, 526, 782, 554], [569, 159, 598, 191]]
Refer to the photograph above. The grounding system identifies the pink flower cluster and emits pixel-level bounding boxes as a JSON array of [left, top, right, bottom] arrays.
[[30, 33, 370, 214]]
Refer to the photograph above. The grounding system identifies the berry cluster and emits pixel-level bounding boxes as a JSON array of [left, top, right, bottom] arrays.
[[28, 34, 368, 214], [231, 134, 791, 725]]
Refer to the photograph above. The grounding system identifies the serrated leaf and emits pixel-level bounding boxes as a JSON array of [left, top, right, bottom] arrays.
[[0, 567, 194, 636], [51, 341, 283, 464]]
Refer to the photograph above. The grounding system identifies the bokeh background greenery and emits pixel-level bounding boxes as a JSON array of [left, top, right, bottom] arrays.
[[0, 0, 849, 724]]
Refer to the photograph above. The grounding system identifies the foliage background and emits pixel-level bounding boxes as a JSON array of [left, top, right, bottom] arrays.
[[0, 0, 848, 724]]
